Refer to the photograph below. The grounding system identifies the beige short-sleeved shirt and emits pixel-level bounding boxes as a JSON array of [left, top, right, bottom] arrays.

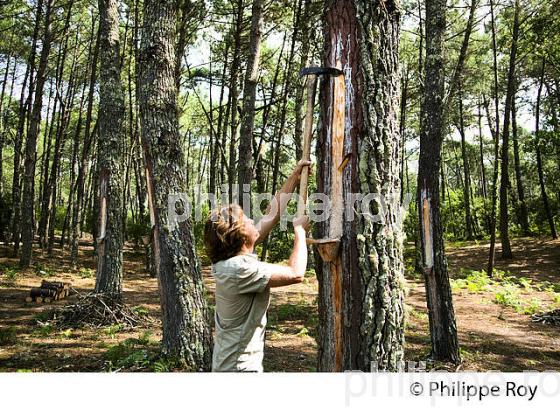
[[211, 253, 274, 372]]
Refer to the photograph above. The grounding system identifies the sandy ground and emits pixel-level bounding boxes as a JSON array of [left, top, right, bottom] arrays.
[[0, 237, 559, 372]]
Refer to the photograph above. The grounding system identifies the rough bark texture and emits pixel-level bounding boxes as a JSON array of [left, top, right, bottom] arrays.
[[237, 0, 264, 205], [95, 0, 125, 296], [511, 86, 530, 236], [20, 0, 53, 267], [138, 0, 212, 370], [12, 0, 44, 257], [487, 0, 501, 274], [315, 0, 405, 372], [416, 0, 460, 363], [71, 24, 100, 267], [458, 91, 474, 240], [498, 0, 519, 260], [535, 60, 557, 240]]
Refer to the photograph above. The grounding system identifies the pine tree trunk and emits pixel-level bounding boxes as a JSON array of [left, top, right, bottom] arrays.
[[20, 0, 53, 268], [228, 0, 244, 201], [416, 0, 460, 364], [237, 0, 264, 206], [138, 0, 212, 369], [71, 23, 100, 267], [293, 0, 313, 160], [487, 0, 501, 274], [11, 0, 44, 256], [498, 0, 519, 260], [458, 89, 474, 240], [511, 86, 530, 236], [477, 99, 487, 200], [0, 55, 11, 196], [95, 0, 126, 296], [535, 59, 558, 240], [315, 0, 405, 371]]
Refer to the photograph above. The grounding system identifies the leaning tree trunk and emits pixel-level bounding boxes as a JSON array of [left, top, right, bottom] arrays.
[[20, 0, 53, 268], [315, 0, 405, 372], [94, 0, 126, 297], [138, 0, 212, 370], [416, 0, 460, 364]]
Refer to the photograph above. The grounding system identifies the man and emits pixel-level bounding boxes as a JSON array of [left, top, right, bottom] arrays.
[[204, 161, 311, 372]]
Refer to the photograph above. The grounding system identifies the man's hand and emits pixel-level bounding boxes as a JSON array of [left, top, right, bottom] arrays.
[[293, 160, 312, 180], [293, 215, 311, 234]]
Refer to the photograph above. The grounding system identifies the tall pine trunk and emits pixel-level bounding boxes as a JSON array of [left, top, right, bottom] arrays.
[[20, 0, 53, 267], [138, 0, 211, 369], [315, 0, 405, 371], [511, 85, 530, 236], [535, 59, 558, 240], [416, 0, 460, 364], [237, 0, 264, 206], [498, 0, 519, 260], [95, 0, 126, 296]]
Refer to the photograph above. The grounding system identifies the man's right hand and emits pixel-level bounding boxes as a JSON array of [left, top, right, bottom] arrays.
[[293, 215, 311, 233]]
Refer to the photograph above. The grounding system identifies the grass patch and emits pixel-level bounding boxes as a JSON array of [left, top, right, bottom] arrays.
[[452, 269, 554, 315], [103, 324, 125, 339], [1, 265, 20, 281], [32, 323, 55, 337], [131, 306, 150, 317], [77, 267, 95, 278], [495, 284, 523, 311], [104, 331, 179, 372], [34, 264, 56, 277], [0, 326, 18, 345], [451, 269, 492, 293]]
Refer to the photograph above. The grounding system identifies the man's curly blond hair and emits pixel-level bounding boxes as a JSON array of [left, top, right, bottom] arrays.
[[204, 204, 251, 264]]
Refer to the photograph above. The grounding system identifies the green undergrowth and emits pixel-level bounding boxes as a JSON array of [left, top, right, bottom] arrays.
[[104, 331, 177, 372], [451, 269, 560, 315]]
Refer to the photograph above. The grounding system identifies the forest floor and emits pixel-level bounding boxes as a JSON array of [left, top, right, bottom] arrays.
[[0, 236, 559, 372]]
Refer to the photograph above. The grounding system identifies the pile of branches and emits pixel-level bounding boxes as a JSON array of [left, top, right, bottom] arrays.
[[531, 309, 560, 326], [50, 292, 149, 329]]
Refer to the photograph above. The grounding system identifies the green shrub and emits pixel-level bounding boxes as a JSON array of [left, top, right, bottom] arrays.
[[77, 267, 95, 278], [495, 284, 522, 311], [104, 332, 156, 371], [1, 264, 19, 281], [451, 270, 491, 293], [523, 298, 542, 315]]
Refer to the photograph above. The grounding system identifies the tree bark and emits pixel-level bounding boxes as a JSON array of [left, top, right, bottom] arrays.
[[95, 0, 126, 296], [71, 23, 100, 268], [498, 0, 519, 260], [535, 59, 557, 240], [20, 0, 53, 268], [138, 0, 212, 369], [315, 0, 405, 371], [11, 0, 44, 256], [458, 88, 474, 240], [511, 84, 530, 236], [416, 0, 460, 363], [237, 0, 264, 207], [487, 0, 501, 274], [227, 0, 244, 201]]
